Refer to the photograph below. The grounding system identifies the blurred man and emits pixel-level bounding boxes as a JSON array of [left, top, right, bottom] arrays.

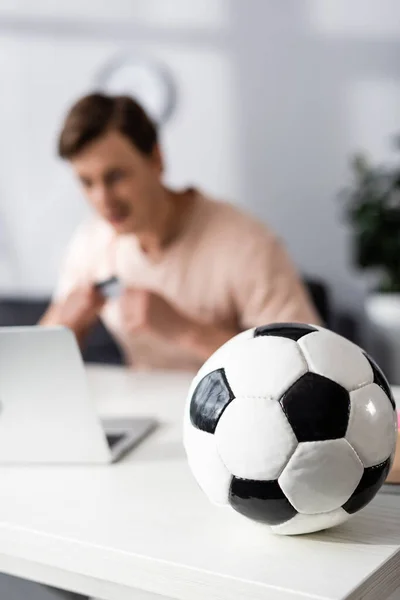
[[41, 93, 320, 370]]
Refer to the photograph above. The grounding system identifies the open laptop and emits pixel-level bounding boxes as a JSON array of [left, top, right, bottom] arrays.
[[0, 326, 156, 464]]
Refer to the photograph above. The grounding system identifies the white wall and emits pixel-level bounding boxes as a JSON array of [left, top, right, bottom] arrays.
[[230, 0, 400, 316], [0, 0, 400, 319]]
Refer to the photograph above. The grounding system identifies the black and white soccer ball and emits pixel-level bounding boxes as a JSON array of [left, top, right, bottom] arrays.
[[183, 323, 397, 535]]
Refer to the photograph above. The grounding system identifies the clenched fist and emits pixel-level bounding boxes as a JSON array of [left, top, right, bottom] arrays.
[[119, 289, 190, 342]]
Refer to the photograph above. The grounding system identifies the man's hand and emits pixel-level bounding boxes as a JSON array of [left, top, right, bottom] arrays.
[[119, 288, 238, 361], [119, 289, 189, 342], [40, 285, 105, 344]]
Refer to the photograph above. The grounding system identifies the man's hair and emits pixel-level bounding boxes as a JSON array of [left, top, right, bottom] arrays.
[[58, 93, 158, 159]]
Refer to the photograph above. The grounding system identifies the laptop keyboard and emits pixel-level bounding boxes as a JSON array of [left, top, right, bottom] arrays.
[[106, 433, 125, 449]]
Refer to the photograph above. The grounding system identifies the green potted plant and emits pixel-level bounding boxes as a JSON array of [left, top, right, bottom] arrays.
[[341, 145, 400, 383]]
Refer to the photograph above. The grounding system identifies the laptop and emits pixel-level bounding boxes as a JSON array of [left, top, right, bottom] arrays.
[[0, 326, 156, 464]]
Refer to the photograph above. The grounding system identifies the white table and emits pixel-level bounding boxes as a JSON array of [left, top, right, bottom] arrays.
[[0, 365, 399, 600]]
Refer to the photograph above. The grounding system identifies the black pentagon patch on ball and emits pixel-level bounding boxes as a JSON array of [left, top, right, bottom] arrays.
[[280, 372, 350, 442], [342, 458, 391, 515], [190, 368, 235, 434], [254, 323, 318, 341], [364, 353, 396, 410], [229, 478, 297, 525]]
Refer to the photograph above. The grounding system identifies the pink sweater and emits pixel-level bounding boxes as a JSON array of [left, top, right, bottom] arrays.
[[55, 191, 320, 370]]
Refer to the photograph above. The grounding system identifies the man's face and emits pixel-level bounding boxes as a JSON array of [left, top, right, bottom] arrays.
[[71, 130, 163, 234]]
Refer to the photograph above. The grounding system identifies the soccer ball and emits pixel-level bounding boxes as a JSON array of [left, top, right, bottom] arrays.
[[183, 323, 397, 535]]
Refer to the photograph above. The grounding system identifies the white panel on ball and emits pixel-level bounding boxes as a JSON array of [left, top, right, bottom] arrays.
[[215, 397, 298, 480], [346, 384, 397, 468], [190, 329, 255, 393], [223, 336, 308, 400], [298, 330, 374, 392], [183, 423, 231, 506], [271, 508, 350, 536], [279, 439, 364, 514]]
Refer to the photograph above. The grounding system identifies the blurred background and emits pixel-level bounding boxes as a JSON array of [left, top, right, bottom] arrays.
[[1, 0, 400, 376]]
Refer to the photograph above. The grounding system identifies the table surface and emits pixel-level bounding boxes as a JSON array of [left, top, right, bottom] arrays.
[[0, 365, 399, 600]]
